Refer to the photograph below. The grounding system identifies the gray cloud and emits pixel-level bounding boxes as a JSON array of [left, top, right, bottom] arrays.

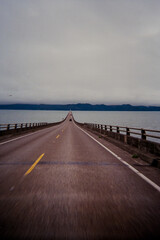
[[0, 0, 160, 105]]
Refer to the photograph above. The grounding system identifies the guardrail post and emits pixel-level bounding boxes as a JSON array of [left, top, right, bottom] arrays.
[[110, 126, 112, 132], [126, 127, 130, 136], [141, 129, 146, 140], [21, 124, 23, 129], [7, 124, 10, 131], [101, 125, 103, 133], [105, 125, 107, 131], [117, 127, 119, 133], [15, 124, 17, 130]]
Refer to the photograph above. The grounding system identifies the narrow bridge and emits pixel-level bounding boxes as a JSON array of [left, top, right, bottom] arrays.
[[0, 113, 160, 239]]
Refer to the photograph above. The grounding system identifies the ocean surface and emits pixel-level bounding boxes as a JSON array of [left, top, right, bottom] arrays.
[[0, 110, 160, 143], [0, 110, 160, 130]]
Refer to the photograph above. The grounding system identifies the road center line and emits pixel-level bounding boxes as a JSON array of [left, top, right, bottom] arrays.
[[75, 123, 160, 193], [56, 134, 60, 139], [24, 153, 45, 176]]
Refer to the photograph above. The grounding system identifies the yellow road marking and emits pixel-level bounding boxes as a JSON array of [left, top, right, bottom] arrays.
[[24, 153, 45, 176], [56, 134, 60, 139]]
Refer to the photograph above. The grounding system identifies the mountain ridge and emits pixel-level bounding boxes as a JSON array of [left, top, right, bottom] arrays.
[[0, 103, 160, 111]]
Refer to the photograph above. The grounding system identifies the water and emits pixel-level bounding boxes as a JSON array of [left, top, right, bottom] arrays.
[[73, 111, 160, 143], [72, 111, 160, 130], [0, 110, 160, 142], [0, 110, 160, 130], [0, 110, 68, 124]]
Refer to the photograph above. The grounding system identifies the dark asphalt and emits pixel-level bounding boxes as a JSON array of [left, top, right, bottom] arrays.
[[0, 113, 160, 240]]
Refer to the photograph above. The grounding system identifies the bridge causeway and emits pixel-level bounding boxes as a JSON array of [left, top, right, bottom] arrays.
[[0, 112, 160, 239]]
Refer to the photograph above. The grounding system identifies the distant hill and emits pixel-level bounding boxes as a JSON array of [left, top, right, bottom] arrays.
[[0, 103, 160, 111]]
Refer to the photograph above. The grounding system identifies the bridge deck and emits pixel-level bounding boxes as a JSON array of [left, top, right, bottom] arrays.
[[0, 113, 160, 239]]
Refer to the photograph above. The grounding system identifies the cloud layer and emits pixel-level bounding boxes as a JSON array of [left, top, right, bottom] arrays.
[[1, 0, 160, 105]]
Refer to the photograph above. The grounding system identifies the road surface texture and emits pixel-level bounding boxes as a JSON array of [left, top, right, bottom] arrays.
[[0, 113, 160, 240]]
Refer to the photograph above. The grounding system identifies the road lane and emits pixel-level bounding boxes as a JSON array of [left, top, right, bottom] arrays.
[[0, 120, 67, 197], [0, 114, 160, 239], [76, 123, 160, 192]]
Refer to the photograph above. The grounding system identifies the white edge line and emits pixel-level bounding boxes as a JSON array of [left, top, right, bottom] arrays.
[[0, 124, 62, 146], [75, 123, 160, 193], [0, 130, 45, 145]]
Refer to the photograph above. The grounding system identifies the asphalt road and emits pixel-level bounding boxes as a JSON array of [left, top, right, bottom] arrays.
[[0, 113, 160, 240]]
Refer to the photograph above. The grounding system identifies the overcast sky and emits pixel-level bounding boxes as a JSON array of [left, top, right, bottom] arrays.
[[0, 0, 160, 105]]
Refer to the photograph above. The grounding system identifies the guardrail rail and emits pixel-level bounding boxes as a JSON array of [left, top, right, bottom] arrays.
[[85, 123, 160, 142], [76, 122, 160, 158]]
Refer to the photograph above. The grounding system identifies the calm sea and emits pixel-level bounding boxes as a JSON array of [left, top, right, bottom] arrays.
[[73, 111, 160, 130], [0, 110, 160, 130]]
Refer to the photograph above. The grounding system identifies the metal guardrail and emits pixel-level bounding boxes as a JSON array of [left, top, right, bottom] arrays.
[[0, 121, 64, 136], [0, 122, 48, 132], [0, 113, 70, 135], [84, 123, 160, 142], [0, 114, 69, 136]]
